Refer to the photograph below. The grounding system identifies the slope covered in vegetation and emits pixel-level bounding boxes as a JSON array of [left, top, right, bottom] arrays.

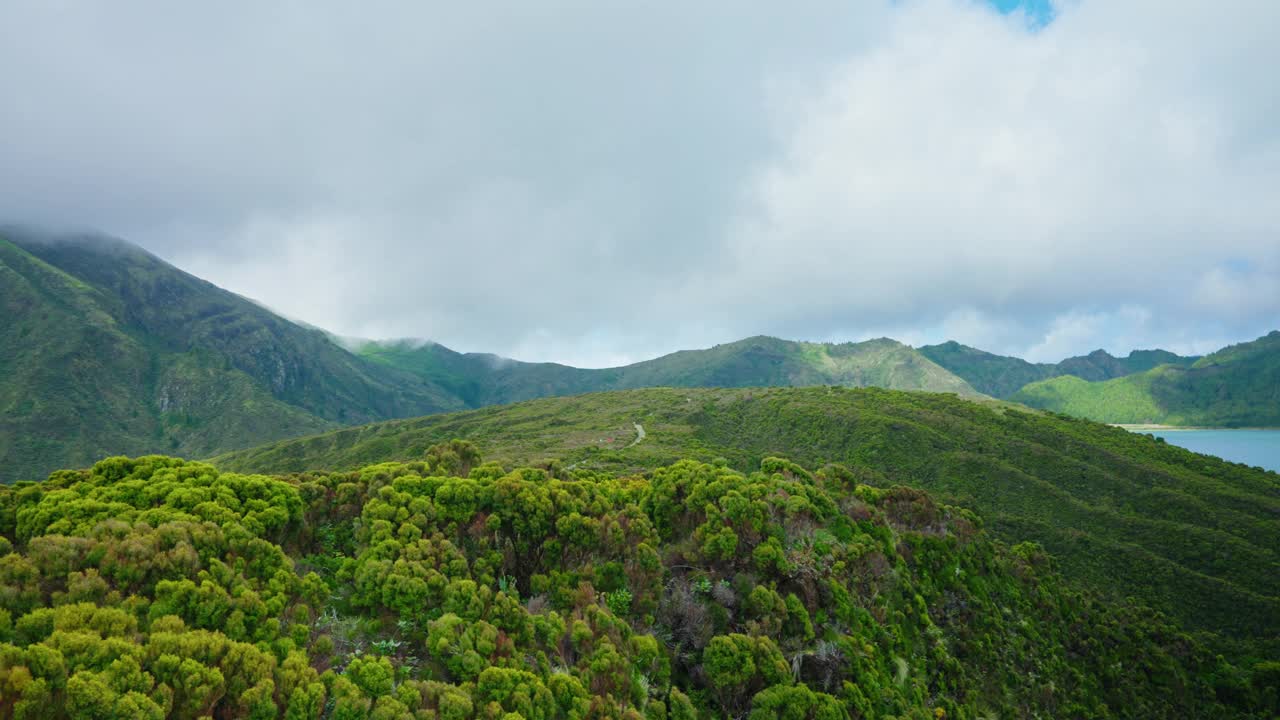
[[213, 387, 1280, 660], [0, 231, 464, 483], [358, 336, 981, 407], [918, 341, 1195, 398], [0, 228, 981, 484], [2, 453, 1275, 719], [1012, 331, 1280, 426]]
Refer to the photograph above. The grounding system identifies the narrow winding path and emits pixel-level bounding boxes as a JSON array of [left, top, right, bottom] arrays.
[[627, 422, 646, 448]]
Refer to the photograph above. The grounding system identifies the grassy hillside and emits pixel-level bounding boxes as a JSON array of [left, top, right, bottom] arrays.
[[1010, 374, 1168, 424], [919, 341, 1196, 398], [1, 454, 1274, 718], [213, 386, 1280, 659], [361, 335, 982, 406], [0, 230, 463, 482], [617, 337, 978, 396], [1013, 331, 1280, 426]]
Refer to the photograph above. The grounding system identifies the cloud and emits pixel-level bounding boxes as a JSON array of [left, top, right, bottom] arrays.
[[1, 1, 1276, 366], [698, 0, 1280, 361], [1021, 307, 1155, 362], [1192, 261, 1280, 316]]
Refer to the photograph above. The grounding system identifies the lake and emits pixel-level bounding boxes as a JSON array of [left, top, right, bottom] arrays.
[[1142, 429, 1280, 473]]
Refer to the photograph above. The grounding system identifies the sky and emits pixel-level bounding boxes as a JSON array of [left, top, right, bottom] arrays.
[[1, 0, 1277, 367]]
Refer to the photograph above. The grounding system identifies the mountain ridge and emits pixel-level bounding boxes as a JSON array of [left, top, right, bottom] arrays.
[[4, 227, 1275, 483], [918, 339, 1198, 398], [1, 229, 992, 483], [356, 334, 983, 408], [1013, 330, 1280, 426]]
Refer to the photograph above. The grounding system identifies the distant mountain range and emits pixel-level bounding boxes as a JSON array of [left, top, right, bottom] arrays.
[[918, 341, 1198, 398], [2, 228, 1276, 481], [352, 334, 981, 407], [1011, 331, 1280, 426]]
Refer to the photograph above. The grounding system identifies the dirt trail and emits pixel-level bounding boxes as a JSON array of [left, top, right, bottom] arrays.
[[627, 422, 646, 448]]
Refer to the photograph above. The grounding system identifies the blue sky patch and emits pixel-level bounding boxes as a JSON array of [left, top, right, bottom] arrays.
[[989, 0, 1055, 26]]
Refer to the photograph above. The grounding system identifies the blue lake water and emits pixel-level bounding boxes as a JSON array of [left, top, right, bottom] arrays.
[[1143, 429, 1280, 473]]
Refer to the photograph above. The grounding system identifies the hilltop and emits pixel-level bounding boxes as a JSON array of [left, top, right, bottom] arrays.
[[213, 386, 1280, 659], [1013, 331, 1280, 426]]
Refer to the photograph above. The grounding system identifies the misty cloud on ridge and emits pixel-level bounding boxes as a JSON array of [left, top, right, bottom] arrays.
[[1, 1, 1276, 366]]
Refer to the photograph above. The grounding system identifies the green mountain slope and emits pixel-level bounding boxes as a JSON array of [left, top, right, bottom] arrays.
[[354, 340, 609, 407], [1012, 331, 1280, 426], [917, 341, 1055, 397], [213, 386, 1280, 658], [360, 335, 982, 405], [0, 230, 464, 482], [1058, 347, 1197, 380], [1, 453, 1274, 718], [920, 341, 1197, 398]]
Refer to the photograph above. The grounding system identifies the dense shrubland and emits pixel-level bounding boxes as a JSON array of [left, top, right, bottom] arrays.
[[1, 449, 1276, 718], [212, 387, 1280, 660]]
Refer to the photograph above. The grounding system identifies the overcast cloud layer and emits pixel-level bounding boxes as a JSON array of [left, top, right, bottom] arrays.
[[2, 0, 1277, 366]]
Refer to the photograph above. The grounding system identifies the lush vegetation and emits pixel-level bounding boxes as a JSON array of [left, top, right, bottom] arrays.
[[1009, 375, 1167, 425], [1013, 331, 1280, 426], [357, 336, 981, 409], [212, 387, 1280, 661], [2, 452, 1276, 719], [0, 231, 469, 483], [919, 342, 1195, 399]]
